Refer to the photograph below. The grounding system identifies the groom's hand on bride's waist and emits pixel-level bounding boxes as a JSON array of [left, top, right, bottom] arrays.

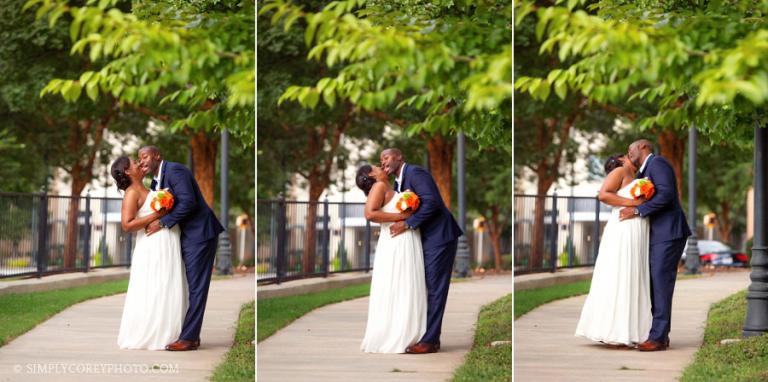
[[619, 207, 638, 221], [145, 220, 163, 236], [390, 221, 407, 237]]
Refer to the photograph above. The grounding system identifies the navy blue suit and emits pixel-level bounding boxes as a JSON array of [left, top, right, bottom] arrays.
[[153, 161, 225, 342], [636, 154, 691, 343], [398, 164, 463, 344]]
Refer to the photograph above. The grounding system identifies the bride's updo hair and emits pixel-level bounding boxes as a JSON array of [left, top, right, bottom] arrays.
[[111, 156, 132, 191], [604, 153, 624, 175], [355, 165, 376, 196]]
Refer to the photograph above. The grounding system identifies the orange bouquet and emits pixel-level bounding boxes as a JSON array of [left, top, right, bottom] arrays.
[[630, 178, 655, 200], [395, 190, 420, 212], [150, 189, 174, 212]]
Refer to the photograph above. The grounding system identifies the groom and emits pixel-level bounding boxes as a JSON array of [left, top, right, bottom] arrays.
[[139, 146, 225, 351], [619, 139, 691, 351], [380, 148, 463, 354]]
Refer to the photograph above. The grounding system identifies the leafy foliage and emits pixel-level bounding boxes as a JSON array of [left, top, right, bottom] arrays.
[[262, 0, 512, 149], [0, 0, 149, 193], [257, 0, 386, 199], [515, 0, 768, 141], [25, 0, 255, 144]]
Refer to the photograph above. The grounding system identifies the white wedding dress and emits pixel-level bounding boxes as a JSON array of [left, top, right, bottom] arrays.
[[361, 192, 427, 353], [575, 179, 652, 346], [117, 191, 188, 350]]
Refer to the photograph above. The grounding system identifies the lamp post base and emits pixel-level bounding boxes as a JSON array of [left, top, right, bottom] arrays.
[[743, 293, 768, 337], [453, 235, 471, 278], [684, 236, 700, 275], [216, 231, 233, 275]]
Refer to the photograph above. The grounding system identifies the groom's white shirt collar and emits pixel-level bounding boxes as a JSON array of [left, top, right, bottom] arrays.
[[639, 154, 652, 175], [396, 163, 406, 192], [153, 160, 165, 190]]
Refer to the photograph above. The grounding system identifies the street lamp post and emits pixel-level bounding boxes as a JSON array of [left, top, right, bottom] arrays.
[[685, 125, 700, 274], [453, 131, 470, 277], [216, 128, 233, 275], [744, 123, 768, 337]]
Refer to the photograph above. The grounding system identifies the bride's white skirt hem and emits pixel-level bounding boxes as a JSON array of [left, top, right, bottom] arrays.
[[574, 332, 648, 346]]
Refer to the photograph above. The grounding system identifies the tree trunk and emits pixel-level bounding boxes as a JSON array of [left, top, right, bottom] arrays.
[[63, 117, 108, 269], [63, 183, 85, 269], [427, 134, 454, 209], [298, 108, 350, 275], [190, 131, 218, 210], [527, 112, 578, 270], [531, 177, 555, 270], [302, 183, 326, 275], [656, 129, 686, 202], [487, 206, 503, 271], [718, 202, 732, 245]]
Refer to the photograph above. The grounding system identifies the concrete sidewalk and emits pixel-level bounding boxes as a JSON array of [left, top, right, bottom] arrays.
[[257, 274, 512, 382], [514, 271, 750, 381], [0, 273, 255, 382]]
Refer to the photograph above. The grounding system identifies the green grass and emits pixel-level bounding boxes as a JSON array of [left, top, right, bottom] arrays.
[[452, 294, 512, 382], [0, 279, 129, 347], [257, 283, 371, 342], [681, 289, 768, 381], [514, 280, 591, 319], [211, 301, 255, 382]]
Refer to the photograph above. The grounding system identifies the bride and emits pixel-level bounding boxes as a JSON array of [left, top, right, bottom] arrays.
[[356, 164, 427, 353], [575, 154, 652, 348], [110, 156, 188, 350]]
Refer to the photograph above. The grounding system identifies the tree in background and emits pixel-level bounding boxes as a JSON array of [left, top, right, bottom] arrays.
[[515, 5, 613, 269], [515, 0, 768, 271], [26, 0, 255, 208], [258, 0, 385, 273], [695, 139, 752, 246], [2, 0, 150, 269], [264, 0, 513, 200], [515, 0, 768, 142], [466, 142, 510, 271]]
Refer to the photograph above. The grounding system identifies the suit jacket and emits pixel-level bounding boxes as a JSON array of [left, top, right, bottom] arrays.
[[399, 164, 463, 250], [154, 161, 225, 246], [636, 155, 692, 244]]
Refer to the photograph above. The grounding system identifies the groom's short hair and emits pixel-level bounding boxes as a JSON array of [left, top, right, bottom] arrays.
[[139, 145, 162, 157], [383, 148, 404, 159], [633, 139, 654, 152]]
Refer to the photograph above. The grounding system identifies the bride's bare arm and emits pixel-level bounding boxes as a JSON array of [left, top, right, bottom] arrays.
[[121, 189, 167, 233], [598, 168, 643, 208], [364, 182, 413, 223]]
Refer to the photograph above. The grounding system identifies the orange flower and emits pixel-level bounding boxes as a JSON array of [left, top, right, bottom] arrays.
[[396, 190, 420, 212], [630, 178, 655, 200], [150, 189, 175, 212]]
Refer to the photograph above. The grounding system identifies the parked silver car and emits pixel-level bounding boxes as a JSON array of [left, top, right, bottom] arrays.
[[680, 240, 749, 267]]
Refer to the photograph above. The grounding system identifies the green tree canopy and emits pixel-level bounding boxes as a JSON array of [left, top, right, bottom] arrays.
[[263, 0, 512, 150], [25, 0, 255, 144], [515, 0, 768, 142]]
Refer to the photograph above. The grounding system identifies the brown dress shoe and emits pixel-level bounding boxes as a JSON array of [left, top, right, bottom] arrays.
[[405, 342, 438, 354], [165, 339, 199, 351], [637, 340, 667, 352]]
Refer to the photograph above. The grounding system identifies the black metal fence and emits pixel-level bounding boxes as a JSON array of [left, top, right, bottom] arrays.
[[257, 198, 376, 284], [514, 193, 613, 274], [0, 192, 135, 279]]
